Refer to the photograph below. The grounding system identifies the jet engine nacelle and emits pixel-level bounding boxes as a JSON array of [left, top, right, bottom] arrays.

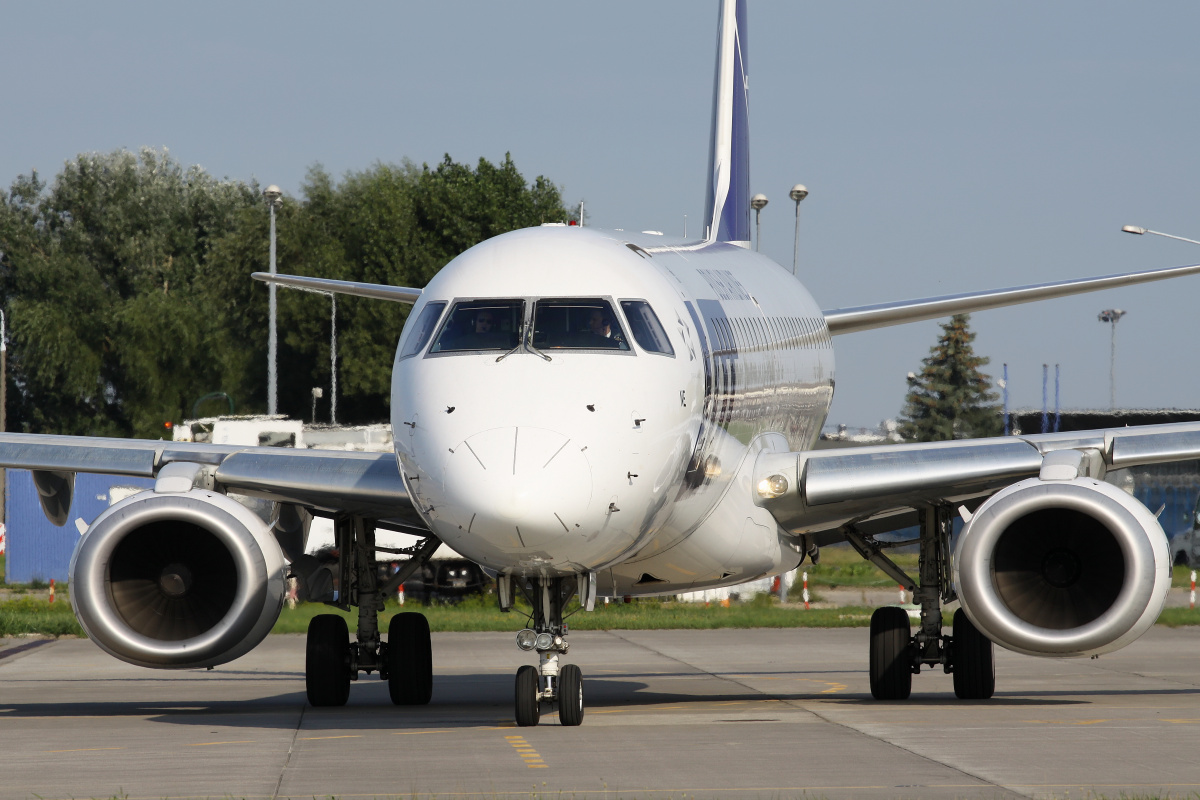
[[69, 489, 288, 669], [953, 476, 1171, 658]]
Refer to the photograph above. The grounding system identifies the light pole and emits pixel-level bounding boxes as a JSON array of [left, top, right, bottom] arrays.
[[751, 193, 768, 251], [789, 184, 808, 275], [1097, 308, 1126, 409], [263, 185, 283, 417], [274, 284, 338, 425], [311, 387, 323, 424], [329, 293, 337, 425], [1121, 225, 1200, 247]]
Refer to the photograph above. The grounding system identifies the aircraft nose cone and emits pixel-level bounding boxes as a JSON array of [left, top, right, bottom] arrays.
[[442, 427, 591, 549]]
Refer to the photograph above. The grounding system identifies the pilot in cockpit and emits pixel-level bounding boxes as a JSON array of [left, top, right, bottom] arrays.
[[587, 309, 612, 338], [474, 310, 496, 334]]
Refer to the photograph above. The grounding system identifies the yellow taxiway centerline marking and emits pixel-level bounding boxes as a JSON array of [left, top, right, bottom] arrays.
[[505, 734, 547, 768], [393, 729, 455, 735], [300, 735, 364, 740]]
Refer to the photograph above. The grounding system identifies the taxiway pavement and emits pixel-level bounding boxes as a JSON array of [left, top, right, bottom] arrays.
[[2, 627, 1200, 799]]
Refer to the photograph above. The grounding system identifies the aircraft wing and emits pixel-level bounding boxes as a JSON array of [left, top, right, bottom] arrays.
[[755, 422, 1200, 541], [823, 261, 1200, 335], [252, 272, 422, 304], [0, 432, 421, 523]]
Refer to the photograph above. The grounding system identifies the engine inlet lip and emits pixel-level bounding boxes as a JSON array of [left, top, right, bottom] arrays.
[[954, 478, 1159, 656], [71, 491, 270, 668]]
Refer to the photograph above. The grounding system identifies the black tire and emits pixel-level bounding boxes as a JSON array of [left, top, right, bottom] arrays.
[[515, 664, 540, 727], [869, 606, 912, 700], [558, 664, 584, 727], [306, 614, 350, 707], [952, 608, 995, 700], [387, 612, 433, 705]]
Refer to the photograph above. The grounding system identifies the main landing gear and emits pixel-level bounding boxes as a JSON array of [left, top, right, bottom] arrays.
[[506, 574, 593, 726], [847, 504, 995, 701], [303, 515, 439, 707]]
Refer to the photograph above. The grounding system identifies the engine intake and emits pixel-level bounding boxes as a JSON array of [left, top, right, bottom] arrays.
[[70, 489, 287, 669], [953, 477, 1170, 657]]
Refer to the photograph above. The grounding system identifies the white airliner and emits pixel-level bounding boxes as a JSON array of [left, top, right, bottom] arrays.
[[7, 0, 1200, 727]]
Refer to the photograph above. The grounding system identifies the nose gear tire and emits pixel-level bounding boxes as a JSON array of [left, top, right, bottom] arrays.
[[515, 664, 540, 727], [558, 663, 584, 726]]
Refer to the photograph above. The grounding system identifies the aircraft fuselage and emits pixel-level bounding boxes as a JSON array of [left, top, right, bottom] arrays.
[[391, 225, 833, 595]]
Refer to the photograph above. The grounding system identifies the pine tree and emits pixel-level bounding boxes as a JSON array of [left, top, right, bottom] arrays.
[[897, 314, 1001, 441]]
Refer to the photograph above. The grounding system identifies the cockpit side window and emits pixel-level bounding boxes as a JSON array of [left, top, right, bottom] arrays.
[[532, 298, 631, 351], [398, 301, 447, 360], [619, 300, 675, 357], [429, 299, 524, 353]]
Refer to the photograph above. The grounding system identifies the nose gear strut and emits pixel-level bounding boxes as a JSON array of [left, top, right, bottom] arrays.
[[511, 576, 586, 726]]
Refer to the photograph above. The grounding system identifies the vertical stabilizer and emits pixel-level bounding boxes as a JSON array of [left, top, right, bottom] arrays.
[[703, 0, 750, 246]]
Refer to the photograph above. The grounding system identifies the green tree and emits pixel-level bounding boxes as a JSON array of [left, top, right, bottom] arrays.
[[0, 149, 568, 434], [0, 148, 260, 436], [184, 153, 570, 424], [897, 314, 1001, 441]]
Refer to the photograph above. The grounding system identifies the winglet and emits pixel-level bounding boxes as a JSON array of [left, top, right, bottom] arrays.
[[702, 0, 751, 247]]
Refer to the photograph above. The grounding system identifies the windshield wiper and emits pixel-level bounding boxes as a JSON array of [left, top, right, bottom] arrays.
[[526, 342, 552, 362], [495, 342, 523, 363], [495, 328, 552, 362]]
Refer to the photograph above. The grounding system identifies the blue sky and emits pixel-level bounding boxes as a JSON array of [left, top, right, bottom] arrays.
[[4, 1, 1200, 427]]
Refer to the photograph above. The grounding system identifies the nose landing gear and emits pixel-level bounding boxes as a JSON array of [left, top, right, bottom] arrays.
[[511, 575, 588, 726]]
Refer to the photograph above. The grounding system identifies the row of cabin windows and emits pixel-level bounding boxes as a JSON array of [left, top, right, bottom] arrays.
[[708, 315, 829, 357]]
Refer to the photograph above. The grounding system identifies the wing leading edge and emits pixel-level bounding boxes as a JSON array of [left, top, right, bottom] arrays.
[[823, 261, 1200, 335], [251, 272, 422, 304], [754, 422, 1200, 540], [0, 432, 419, 522]]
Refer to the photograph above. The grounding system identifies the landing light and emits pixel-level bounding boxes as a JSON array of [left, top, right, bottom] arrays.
[[516, 629, 537, 651], [534, 632, 554, 651], [756, 474, 789, 499]]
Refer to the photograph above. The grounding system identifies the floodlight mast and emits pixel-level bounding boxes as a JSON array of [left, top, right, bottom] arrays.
[[263, 185, 283, 417], [751, 193, 769, 251], [1097, 308, 1126, 409], [789, 184, 808, 275]]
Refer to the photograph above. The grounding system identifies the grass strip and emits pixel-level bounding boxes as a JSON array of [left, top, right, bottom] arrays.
[[270, 595, 888, 633], [0, 595, 84, 637], [5, 594, 1200, 639]]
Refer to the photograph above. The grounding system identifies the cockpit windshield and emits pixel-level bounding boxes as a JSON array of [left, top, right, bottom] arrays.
[[532, 298, 631, 351], [429, 300, 524, 353]]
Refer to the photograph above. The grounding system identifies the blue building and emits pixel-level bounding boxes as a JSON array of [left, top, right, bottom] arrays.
[[4, 470, 154, 584]]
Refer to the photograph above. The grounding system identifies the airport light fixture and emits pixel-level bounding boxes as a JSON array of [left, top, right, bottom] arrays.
[[751, 193, 769, 251], [1121, 225, 1200, 247], [1097, 308, 1126, 409], [789, 184, 808, 275], [263, 185, 283, 417]]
